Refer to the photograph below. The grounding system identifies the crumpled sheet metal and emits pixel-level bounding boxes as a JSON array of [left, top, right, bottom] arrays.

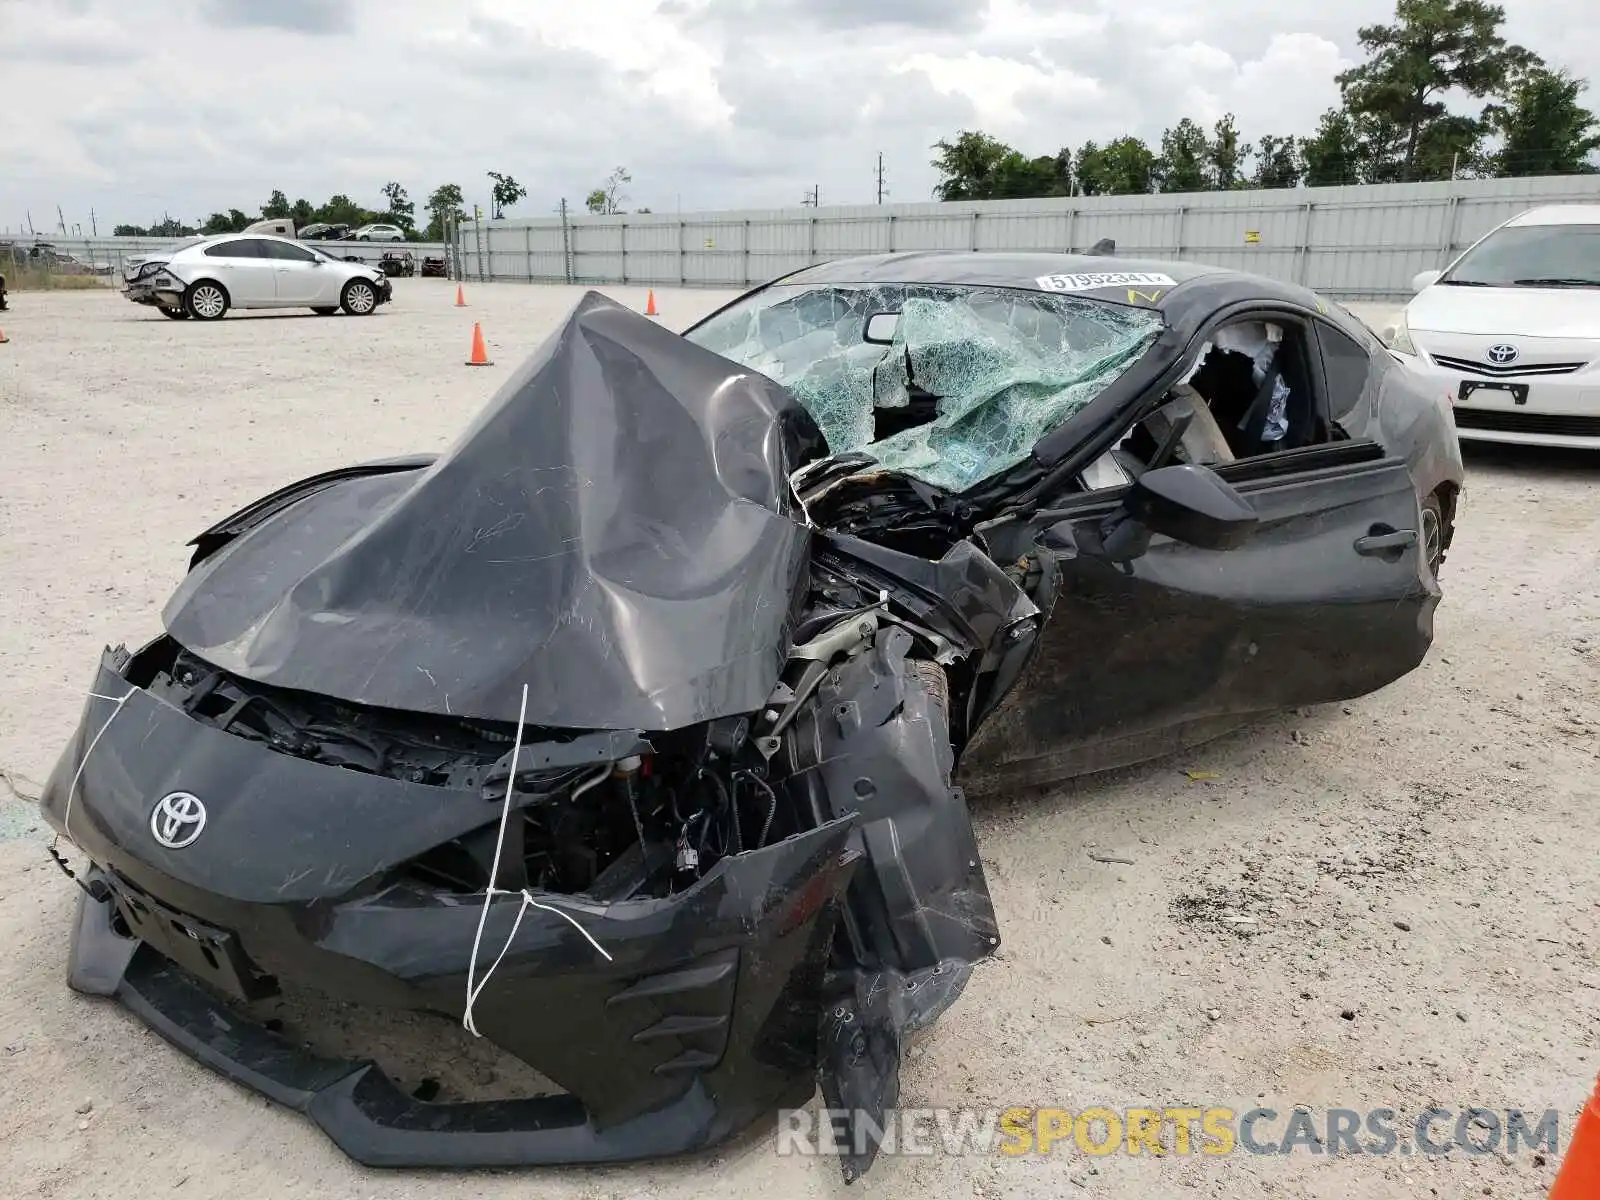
[[699, 284, 1163, 493], [162, 291, 827, 731]]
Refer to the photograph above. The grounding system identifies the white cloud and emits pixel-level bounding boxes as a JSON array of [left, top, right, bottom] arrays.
[[897, 51, 1101, 131], [0, 0, 1595, 235]]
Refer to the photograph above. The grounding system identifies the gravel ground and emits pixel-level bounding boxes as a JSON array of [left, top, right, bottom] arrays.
[[1, 283, 1596, 1200]]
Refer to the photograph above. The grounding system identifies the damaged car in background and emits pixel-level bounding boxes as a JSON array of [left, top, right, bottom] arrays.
[[40, 252, 1462, 1181]]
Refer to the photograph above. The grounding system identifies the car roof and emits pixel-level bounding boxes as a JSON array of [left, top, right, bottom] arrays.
[[1505, 204, 1600, 227], [768, 250, 1337, 317]]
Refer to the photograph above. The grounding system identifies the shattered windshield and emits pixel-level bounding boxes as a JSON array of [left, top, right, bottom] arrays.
[[685, 283, 1164, 492]]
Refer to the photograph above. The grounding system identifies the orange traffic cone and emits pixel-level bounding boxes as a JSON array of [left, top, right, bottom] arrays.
[[1551, 1072, 1600, 1198], [645, 289, 658, 317], [465, 322, 493, 367], [455, 284, 466, 307], [0, 327, 8, 344]]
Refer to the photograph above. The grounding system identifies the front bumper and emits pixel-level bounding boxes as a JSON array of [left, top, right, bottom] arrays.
[[1400, 344, 1600, 449], [41, 648, 863, 1167], [68, 882, 804, 1167]]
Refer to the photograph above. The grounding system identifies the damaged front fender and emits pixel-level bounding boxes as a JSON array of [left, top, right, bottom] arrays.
[[784, 624, 1001, 1180]]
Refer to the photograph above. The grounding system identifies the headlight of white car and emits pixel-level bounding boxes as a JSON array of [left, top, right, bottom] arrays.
[[1381, 311, 1418, 356]]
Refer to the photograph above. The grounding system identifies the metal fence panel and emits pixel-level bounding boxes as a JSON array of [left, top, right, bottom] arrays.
[[454, 176, 1600, 299]]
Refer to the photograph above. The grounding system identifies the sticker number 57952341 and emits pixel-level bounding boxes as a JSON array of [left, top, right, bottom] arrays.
[[1036, 272, 1177, 293]]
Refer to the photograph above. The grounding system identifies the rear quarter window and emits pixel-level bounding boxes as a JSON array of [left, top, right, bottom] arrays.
[[1316, 321, 1373, 420]]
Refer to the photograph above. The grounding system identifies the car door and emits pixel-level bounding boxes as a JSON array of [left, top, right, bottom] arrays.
[[261, 239, 332, 304], [207, 238, 278, 305], [198, 239, 260, 304], [959, 339, 1438, 788]]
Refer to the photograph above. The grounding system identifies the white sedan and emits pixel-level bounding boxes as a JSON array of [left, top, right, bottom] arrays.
[[122, 234, 392, 320], [351, 223, 408, 242], [1381, 203, 1600, 449]]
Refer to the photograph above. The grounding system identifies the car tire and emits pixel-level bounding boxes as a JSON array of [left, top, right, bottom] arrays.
[[340, 278, 379, 316], [311, 306, 339, 316], [1422, 492, 1448, 578], [159, 306, 189, 320], [184, 281, 229, 321]]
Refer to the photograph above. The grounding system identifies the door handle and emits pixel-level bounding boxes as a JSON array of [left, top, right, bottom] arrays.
[[1354, 527, 1418, 555]]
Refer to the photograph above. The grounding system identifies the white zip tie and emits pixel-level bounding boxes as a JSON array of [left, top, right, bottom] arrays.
[[462, 685, 612, 1038], [61, 687, 137, 840]]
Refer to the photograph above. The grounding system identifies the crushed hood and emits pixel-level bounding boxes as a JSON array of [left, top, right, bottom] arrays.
[[162, 291, 826, 731]]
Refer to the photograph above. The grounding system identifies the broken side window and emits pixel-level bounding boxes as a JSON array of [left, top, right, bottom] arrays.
[[685, 284, 1165, 493]]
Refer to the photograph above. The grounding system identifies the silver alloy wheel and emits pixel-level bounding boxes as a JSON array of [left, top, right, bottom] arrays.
[[1421, 502, 1443, 575], [345, 281, 376, 314], [190, 285, 226, 319]]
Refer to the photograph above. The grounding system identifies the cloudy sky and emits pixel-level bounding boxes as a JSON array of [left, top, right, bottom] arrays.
[[2, 0, 1597, 234]]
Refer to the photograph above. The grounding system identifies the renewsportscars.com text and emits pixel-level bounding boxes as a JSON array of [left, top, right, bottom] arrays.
[[776, 1105, 1562, 1160]]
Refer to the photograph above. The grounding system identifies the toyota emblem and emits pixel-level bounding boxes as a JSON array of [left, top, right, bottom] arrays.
[[1487, 343, 1519, 365], [150, 792, 207, 849]]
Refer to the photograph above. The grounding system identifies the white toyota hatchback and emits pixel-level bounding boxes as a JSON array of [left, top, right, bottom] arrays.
[[122, 233, 392, 320], [1382, 204, 1600, 449]]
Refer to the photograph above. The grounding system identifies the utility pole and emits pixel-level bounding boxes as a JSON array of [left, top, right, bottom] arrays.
[[875, 153, 887, 204], [559, 197, 573, 285], [26, 210, 35, 236], [801, 185, 819, 207], [57, 205, 67, 234], [90, 208, 97, 236]]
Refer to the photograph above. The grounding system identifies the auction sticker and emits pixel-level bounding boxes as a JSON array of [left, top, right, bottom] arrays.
[[1035, 272, 1177, 292]]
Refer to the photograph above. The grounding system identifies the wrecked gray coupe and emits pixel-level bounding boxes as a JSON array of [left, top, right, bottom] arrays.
[[40, 254, 1462, 1181]]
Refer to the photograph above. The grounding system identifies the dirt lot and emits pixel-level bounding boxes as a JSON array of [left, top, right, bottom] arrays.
[[1, 283, 1596, 1200]]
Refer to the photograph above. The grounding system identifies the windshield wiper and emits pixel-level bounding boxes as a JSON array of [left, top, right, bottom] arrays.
[[1512, 277, 1600, 288], [1439, 278, 1493, 286]]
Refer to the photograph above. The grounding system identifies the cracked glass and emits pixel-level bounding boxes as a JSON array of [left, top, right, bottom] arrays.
[[686, 283, 1164, 492]]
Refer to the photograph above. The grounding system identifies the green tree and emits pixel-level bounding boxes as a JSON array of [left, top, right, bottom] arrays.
[[1336, 0, 1534, 181], [931, 130, 1016, 200], [487, 171, 527, 219], [990, 152, 1065, 198], [1251, 135, 1304, 188], [425, 183, 466, 239], [585, 167, 632, 214], [1488, 66, 1600, 175], [381, 181, 415, 231], [1302, 109, 1367, 185], [1414, 113, 1489, 178], [290, 198, 315, 226], [1079, 136, 1158, 195], [1210, 113, 1247, 188], [1157, 118, 1211, 192], [261, 190, 291, 219], [316, 194, 372, 226]]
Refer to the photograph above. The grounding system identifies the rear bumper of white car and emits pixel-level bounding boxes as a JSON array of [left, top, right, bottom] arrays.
[[1399, 333, 1600, 450], [123, 281, 183, 308]]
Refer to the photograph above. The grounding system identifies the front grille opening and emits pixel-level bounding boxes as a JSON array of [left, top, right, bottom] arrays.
[[1453, 408, 1600, 437], [1432, 354, 1586, 378]]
